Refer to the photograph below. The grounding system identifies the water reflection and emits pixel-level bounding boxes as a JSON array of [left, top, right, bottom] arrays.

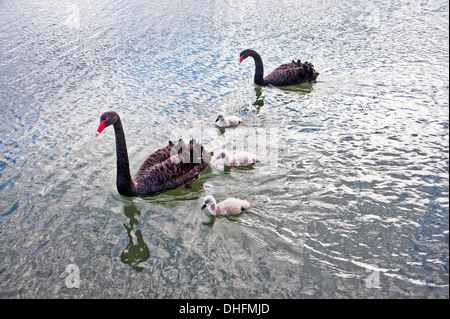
[[220, 163, 258, 174], [201, 212, 244, 227], [117, 167, 212, 271], [240, 86, 265, 115], [216, 127, 226, 135], [120, 202, 150, 272], [277, 82, 314, 92], [202, 214, 216, 227], [253, 86, 264, 109], [249, 82, 313, 113]]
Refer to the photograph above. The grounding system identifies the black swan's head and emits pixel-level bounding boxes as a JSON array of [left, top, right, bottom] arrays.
[[96, 111, 120, 136], [239, 49, 258, 64]]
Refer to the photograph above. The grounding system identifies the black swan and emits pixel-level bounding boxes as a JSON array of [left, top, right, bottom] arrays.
[[95, 111, 213, 197], [239, 49, 319, 86]]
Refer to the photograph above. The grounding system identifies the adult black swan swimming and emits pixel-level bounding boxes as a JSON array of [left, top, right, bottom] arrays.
[[95, 111, 213, 197], [239, 49, 319, 86]]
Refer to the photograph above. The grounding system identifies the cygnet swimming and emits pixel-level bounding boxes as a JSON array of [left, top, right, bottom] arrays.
[[218, 150, 259, 166], [201, 195, 250, 216], [215, 113, 242, 128]]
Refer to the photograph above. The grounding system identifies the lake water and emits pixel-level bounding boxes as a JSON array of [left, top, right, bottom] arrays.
[[0, 0, 448, 299]]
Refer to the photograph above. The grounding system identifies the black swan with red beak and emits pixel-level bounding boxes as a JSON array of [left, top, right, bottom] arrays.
[[95, 111, 213, 197], [239, 49, 319, 86]]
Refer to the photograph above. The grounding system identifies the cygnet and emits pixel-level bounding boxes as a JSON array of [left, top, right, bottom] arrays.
[[218, 150, 259, 166], [215, 113, 242, 128]]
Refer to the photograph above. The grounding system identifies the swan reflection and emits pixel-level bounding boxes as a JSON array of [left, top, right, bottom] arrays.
[[120, 202, 150, 272]]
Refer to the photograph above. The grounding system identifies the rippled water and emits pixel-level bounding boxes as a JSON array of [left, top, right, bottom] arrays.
[[0, 0, 448, 298]]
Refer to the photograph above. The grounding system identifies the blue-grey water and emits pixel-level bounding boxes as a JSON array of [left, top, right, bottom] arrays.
[[0, 0, 448, 298]]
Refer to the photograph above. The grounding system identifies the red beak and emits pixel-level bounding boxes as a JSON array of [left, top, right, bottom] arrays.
[[239, 56, 244, 64], [96, 119, 107, 137]]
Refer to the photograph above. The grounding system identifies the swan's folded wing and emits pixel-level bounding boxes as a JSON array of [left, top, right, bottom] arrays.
[[264, 64, 302, 86], [157, 157, 210, 193], [264, 60, 319, 85], [135, 141, 174, 175], [133, 140, 213, 196], [134, 154, 183, 187]]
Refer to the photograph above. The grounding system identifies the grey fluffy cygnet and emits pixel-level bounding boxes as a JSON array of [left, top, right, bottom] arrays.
[[217, 150, 259, 167], [201, 195, 250, 216], [215, 113, 242, 128]]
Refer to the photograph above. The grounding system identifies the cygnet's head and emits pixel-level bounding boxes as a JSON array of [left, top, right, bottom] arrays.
[[217, 150, 229, 159], [215, 113, 225, 122], [201, 195, 217, 215]]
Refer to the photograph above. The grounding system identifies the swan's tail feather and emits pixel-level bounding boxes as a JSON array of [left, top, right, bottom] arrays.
[[299, 60, 319, 82], [166, 139, 213, 168]]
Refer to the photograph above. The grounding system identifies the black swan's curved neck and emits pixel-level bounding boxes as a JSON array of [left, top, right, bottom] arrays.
[[113, 119, 134, 195], [249, 51, 265, 85]]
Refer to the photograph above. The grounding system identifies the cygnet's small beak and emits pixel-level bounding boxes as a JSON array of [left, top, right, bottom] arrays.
[[215, 117, 219, 122], [201, 204, 206, 210]]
